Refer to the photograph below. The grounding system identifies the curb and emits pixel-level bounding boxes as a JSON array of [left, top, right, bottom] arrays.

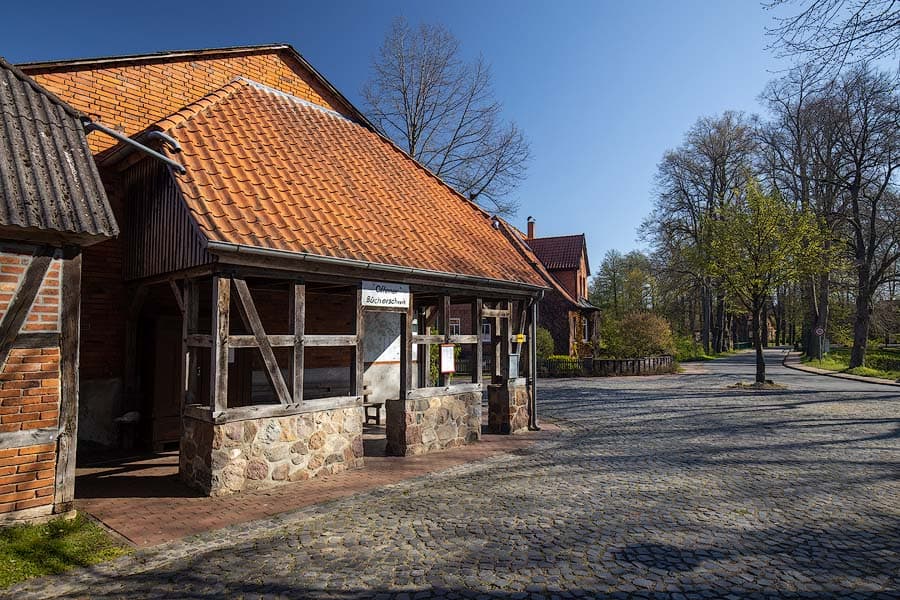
[[781, 351, 900, 388]]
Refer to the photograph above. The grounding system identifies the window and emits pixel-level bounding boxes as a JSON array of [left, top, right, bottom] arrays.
[[481, 321, 492, 342], [583, 318, 589, 342], [449, 317, 461, 336]]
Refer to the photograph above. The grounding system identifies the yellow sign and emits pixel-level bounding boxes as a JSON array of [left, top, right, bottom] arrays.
[[514, 334, 527, 343]]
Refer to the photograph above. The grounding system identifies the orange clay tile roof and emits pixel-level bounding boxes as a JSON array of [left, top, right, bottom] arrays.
[[525, 234, 587, 271], [153, 79, 547, 287]]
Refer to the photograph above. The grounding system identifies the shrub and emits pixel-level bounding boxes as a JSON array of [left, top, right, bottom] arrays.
[[603, 312, 675, 358], [535, 327, 555, 361]]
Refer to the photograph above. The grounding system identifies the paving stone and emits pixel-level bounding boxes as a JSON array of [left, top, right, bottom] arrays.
[[5, 350, 899, 599]]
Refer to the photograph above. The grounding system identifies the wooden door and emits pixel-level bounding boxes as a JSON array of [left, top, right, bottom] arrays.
[[152, 316, 182, 450]]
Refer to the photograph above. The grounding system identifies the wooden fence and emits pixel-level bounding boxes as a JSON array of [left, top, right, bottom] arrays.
[[539, 355, 675, 378]]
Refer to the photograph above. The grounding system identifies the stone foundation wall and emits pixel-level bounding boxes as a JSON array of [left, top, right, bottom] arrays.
[[386, 392, 480, 456], [487, 382, 530, 434], [180, 405, 364, 496]]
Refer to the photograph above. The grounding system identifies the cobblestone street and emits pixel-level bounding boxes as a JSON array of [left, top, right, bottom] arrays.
[[8, 350, 899, 599]]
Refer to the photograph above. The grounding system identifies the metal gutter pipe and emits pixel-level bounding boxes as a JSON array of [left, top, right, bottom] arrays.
[[205, 240, 549, 295], [145, 130, 182, 153], [83, 120, 186, 174]]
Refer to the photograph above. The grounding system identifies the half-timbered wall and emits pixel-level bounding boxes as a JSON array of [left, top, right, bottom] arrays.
[[0, 245, 80, 521]]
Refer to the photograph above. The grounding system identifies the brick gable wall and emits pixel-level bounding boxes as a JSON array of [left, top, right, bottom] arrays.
[[28, 51, 350, 154]]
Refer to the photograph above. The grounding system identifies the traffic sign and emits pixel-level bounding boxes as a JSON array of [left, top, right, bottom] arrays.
[[814, 326, 825, 337]]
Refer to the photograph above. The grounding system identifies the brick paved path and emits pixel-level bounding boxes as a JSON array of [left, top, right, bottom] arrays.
[[8, 349, 899, 598]]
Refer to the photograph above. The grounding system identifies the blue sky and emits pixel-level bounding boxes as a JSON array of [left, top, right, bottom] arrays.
[[3, 0, 790, 273]]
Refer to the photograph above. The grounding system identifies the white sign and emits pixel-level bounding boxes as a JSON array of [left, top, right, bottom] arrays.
[[361, 281, 410, 308], [440, 344, 456, 374]]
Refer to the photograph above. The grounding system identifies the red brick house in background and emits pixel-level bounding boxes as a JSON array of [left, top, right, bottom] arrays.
[[0, 58, 117, 521], [521, 218, 600, 356]]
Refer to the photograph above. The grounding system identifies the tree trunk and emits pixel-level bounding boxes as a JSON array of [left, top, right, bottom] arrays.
[[701, 283, 712, 355], [761, 300, 769, 348], [713, 295, 726, 353], [752, 302, 766, 383], [850, 273, 872, 368]]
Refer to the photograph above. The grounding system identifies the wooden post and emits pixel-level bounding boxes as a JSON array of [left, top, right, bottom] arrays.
[[290, 282, 305, 405], [352, 287, 365, 397], [498, 301, 510, 383], [439, 295, 450, 386], [210, 276, 230, 412], [472, 298, 483, 385], [400, 296, 414, 398], [183, 280, 199, 405], [54, 250, 81, 513], [416, 305, 428, 388]]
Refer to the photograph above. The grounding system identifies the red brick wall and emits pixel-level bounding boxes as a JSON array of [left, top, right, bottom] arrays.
[[0, 249, 63, 519], [0, 443, 56, 515], [27, 50, 351, 154]]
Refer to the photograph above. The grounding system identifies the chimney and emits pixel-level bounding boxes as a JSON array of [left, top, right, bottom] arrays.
[[527, 216, 535, 239]]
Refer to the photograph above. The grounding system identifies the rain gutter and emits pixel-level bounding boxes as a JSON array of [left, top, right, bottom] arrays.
[[205, 241, 548, 294]]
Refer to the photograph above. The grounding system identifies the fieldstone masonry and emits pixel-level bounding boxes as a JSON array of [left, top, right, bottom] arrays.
[[487, 381, 530, 434], [180, 406, 364, 495], [385, 391, 481, 456]]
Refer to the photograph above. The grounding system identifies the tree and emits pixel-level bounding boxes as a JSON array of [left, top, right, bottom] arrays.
[[767, 0, 900, 74], [815, 66, 900, 367], [642, 112, 757, 354], [707, 181, 824, 383], [363, 18, 530, 215]]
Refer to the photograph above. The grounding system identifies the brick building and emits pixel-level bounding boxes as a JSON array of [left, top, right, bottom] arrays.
[[521, 219, 600, 356], [19, 45, 546, 496], [0, 58, 117, 521]]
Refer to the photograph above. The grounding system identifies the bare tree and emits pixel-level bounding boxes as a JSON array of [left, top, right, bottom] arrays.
[[766, 0, 900, 73], [363, 18, 530, 215], [817, 66, 900, 367]]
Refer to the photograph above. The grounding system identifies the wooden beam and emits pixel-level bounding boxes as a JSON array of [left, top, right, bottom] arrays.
[[54, 251, 80, 513], [232, 278, 292, 405], [0, 427, 57, 450], [303, 334, 357, 347], [169, 279, 185, 314], [0, 250, 53, 371], [497, 301, 511, 383], [473, 298, 483, 385], [406, 383, 482, 400], [481, 308, 510, 318], [184, 280, 200, 406], [412, 334, 444, 345], [416, 306, 428, 387], [185, 395, 361, 424], [227, 334, 294, 348], [187, 334, 213, 347], [400, 297, 414, 397], [290, 282, 305, 405], [448, 335, 479, 344], [11, 332, 59, 349], [351, 287, 365, 397], [210, 276, 230, 411], [439, 295, 450, 386]]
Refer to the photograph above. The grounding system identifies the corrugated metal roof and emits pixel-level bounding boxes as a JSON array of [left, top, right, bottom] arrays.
[[0, 56, 117, 244]]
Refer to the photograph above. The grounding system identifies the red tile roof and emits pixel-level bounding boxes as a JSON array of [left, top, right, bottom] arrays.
[[526, 234, 586, 271], [153, 79, 546, 288]]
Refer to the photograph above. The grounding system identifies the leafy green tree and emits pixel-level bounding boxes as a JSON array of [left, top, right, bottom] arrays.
[[707, 181, 824, 382], [535, 327, 555, 362], [601, 312, 675, 358]]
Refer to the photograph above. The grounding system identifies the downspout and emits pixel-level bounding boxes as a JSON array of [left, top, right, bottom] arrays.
[[82, 120, 186, 174], [529, 290, 544, 431]]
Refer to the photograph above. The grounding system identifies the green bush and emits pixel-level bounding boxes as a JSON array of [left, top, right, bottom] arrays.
[[675, 336, 707, 361], [535, 327, 555, 361], [602, 312, 675, 358]]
